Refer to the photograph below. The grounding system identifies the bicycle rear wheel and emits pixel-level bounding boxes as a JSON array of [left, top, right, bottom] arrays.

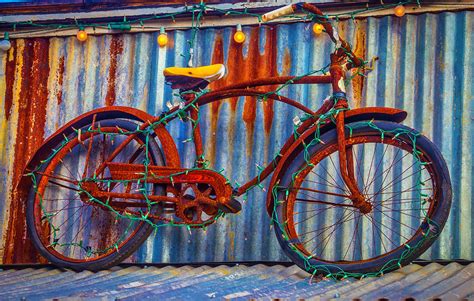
[[273, 121, 451, 277], [27, 119, 164, 271]]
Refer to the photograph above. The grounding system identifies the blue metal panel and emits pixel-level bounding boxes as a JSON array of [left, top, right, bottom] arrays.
[[0, 11, 472, 264]]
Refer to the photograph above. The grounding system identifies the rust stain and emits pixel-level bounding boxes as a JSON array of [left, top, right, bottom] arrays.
[[243, 27, 278, 155], [241, 28, 260, 157], [3, 38, 50, 264], [352, 20, 367, 108], [281, 48, 292, 76], [205, 27, 280, 166], [56, 56, 65, 105], [4, 40, 17, 121], [337, 21, 346, 40], [208, 26, 280, 159], [210, 30, 245, 112], [105, 35, 124, 106], [207, 33, 227, 167], [260, 27, 278, 136], [207, 33, 225, 167]]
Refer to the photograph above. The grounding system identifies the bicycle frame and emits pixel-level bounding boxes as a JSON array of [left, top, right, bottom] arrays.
[[92, 62, 406, 212]]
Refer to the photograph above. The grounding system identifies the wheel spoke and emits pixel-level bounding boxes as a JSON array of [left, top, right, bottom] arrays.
[[295, 198, 357, 208], [82, 116, 97, 178], [362, 142, 378, 194], [310, 210, 354, 256], [363, 143, 391, 195], [343, 212, 362, 260], [293, 187, 351, 199], [327, 154, 348, 192], [366, 214, 393, 252], [309, 167, 347, 193]]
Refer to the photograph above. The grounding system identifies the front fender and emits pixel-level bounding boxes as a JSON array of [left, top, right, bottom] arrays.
[[265, 107, 407, 215], [17, 106, 180, 195]]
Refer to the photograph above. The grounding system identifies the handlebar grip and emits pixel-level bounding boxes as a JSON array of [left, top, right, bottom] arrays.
[[262, 2, 364, 68], [261, 4, 295, 22]]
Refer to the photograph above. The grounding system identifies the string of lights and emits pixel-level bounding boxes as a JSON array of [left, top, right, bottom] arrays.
[[0, 1, 415, 52]]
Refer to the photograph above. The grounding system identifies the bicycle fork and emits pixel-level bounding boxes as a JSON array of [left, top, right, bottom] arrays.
[[331, 63, 372, 214], [335, 105, 372, 214]]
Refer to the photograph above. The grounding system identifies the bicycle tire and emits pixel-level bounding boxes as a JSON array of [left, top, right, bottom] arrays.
[[273, 121, 452, 277], [26, 119, 165, 271]]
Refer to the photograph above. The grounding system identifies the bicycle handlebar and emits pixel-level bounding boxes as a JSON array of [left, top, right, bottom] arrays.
[[261, 4, 296, 22], [261, 2, 365, 68]]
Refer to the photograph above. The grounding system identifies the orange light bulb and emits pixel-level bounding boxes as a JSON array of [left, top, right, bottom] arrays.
[[394, 5, 406, 17], [234, 31, 246, 44], [233, 24, 246, 44], [312, 23, 324, 35], [157, 27, 168, 48], [76, 30, 88, 42], [157, 34, 168, 47]]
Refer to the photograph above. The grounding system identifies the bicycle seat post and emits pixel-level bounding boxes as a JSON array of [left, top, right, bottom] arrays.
[[182, 93, 205, 168]]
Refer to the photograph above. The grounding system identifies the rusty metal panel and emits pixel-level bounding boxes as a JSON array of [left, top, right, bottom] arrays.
[[0, 263, 472, 299], [0, 10, 473, 265]]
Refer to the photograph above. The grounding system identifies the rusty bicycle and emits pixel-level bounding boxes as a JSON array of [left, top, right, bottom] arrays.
[[19, 3, 452, 277]]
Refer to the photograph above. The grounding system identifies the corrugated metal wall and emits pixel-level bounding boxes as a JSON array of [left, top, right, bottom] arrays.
[[0, 11, 472, 264]]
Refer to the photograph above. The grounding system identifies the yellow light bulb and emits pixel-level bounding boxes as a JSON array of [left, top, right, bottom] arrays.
[[157, 34, 168, 47], [76, 30, 88, 42], [313, 23, 324, 35], [234, 30, 246, 44], [394, 5, 406, 17]]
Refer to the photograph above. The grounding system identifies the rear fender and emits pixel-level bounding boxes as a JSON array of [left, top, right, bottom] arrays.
[[265, 107, 407, 215], [17, 106, 180, 194]]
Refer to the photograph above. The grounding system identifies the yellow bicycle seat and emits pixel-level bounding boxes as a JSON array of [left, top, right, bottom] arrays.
[[163, 64, 226, 91]]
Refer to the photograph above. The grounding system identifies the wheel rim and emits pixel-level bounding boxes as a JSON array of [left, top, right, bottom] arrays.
[[33, 125, 157, 263], [283, 134, 439, 264]]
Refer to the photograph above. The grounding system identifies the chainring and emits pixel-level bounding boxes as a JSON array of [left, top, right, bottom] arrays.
[[174, 183, 220, 225]]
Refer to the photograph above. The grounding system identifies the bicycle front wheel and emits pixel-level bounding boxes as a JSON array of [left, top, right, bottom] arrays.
[[273, 121, 451, 277], [27, 119, 164, 271]]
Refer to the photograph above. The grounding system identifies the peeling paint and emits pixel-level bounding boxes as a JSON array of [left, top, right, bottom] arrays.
[[105, 35, 124, 106]]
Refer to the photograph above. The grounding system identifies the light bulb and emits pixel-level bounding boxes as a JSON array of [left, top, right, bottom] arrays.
[[0, 32, 11, 52], [394, 5, 406, 17], [233, 24, 246, 44], [0, 40, 11, 52], [157, 27, 168, 47], [312, 23, 324, 35], [77, 30, 88, 42]]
